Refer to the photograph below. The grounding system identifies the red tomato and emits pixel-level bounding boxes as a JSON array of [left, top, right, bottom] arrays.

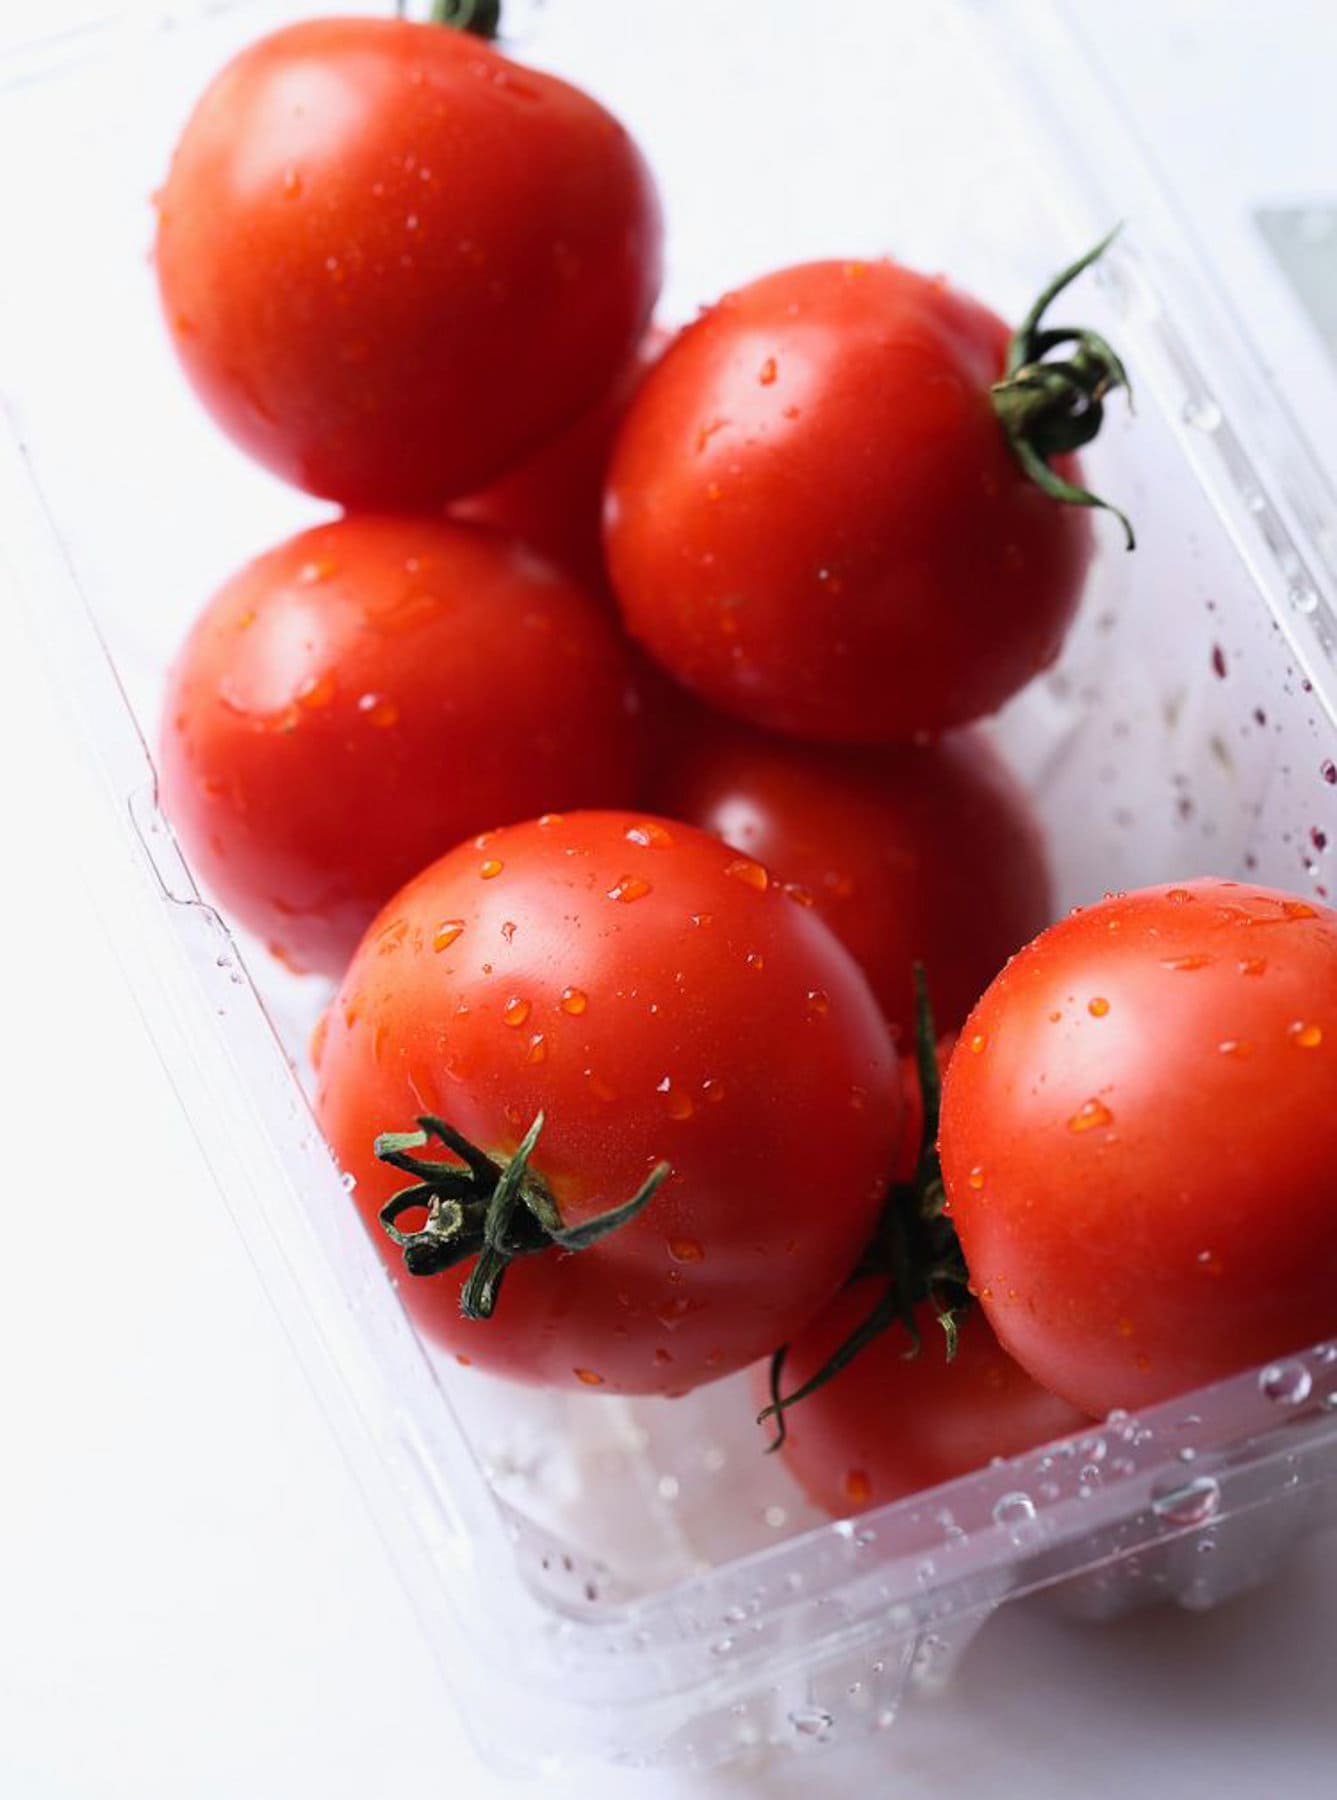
[[155, 18, 662, 507], [605, 260, 1094, 743], [761, 1291, 1088, 1515], [941, 881, 1337, 1416], [160, 516, 638, 977], [452, 328, 668, 593], [647, 712, 1051, 1038], [313, 811, 901, 1393]]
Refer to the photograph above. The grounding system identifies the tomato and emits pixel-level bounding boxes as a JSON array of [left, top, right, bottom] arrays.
[[647, 711, 1051, 1038], [313, 811, 901, 1393], [155, 18, 662, 507], [940, 881, 1337, 1416], [605, 258, 1102, 743], [160, 515, 638, 978], [760, 1291, 1088, 1516], [452, 328, 667, 593]]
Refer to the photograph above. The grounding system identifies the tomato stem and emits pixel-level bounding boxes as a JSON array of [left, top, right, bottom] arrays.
[[375, 1111, 671, 1321], [429, 0, 502, 37], [758, 966, 971, 1449], [990, 228, 1135, 549]]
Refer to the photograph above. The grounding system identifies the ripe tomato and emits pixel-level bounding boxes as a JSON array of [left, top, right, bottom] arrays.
[[160, 516, 638, 977], [941, 881, 1337, 1416], [313, 811, 901, 1393], [605, 259, 1099, 743], [647, 711, 1051, 1038], [452, 328, 667, 594], [760, 1291, 1087, 1516], [156, 18, 662, 507]]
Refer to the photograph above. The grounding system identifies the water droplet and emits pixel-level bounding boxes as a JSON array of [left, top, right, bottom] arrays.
[[1067, 1098, 1113, 1133], [433, 919, 465, 953], [745, 950, 765, 972], [1162, 953, 1213, 971], [1210, 644, 1228, 679], [1260, 1361, 1313, 1404], [668, 1236, 704, 1263], [758, 356, 778, 385], [1166, 887, 1193, 904], [969, 1032, 987, 1054], [690, 912, 713, 928], [1289, 1020, 1323, 1048], [1217, 1039, 1253, 1059], [525, 1033, 547, 1065], [657, 1076, 694, 1121], [1238, 957, 1267, 976], [480, 859, 503, 879], [1195, 1249, 1224, 1275], [625, 820, 674, 849], [1088, 997, 1110, 1017], [806, 989, 830, 1017], [538, 811, 565, 827], [725, 857, 769, 891], [710, 1637, 734, 1657], [502, 996, 531, 1028], [608, 875, 652, 903], [992, 1491, 1036, 1529], [1282, 899, 1318, 920], [843, 1469, 871, 1504], [1151, 1474, 1220, 1527], [966, 1166, 985, 1191], [574, 1367, 605, 1386], [1322, 761, 1337, 786], [1289, 583, 1320, 616], [298, 556, 336, 584], [787, 1706, 832, 1741], [763, 1504, 787, 1528], [357, 692, 399, 728], [560, 986, 588, 1015]]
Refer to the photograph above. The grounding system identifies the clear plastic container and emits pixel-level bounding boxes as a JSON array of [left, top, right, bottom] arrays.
[[3, 0, 1336, 1775]]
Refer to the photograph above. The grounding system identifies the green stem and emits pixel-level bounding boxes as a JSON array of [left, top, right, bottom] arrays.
[[373, 1112, 670, 1320], [429, 0, 502, 37], [990, 228, 1135, 549]]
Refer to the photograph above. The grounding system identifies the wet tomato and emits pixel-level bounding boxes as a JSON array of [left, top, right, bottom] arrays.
[[313, 811, 901, 1394], [605, 257, 1108, 743], [761, 1292, 1087, 1516], [648, 710, 1051, 1038], [941, 881, 1337, 1415], [156, 17, 662, 507], [160, 515, 638, 977]]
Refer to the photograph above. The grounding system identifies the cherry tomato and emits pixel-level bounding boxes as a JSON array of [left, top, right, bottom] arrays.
[[941, 881, 1337, 1416], [452, 328, 667, 594], [313, 811, 901, 1393], [647, 711, 1051, 1037], [160, 516, 638, 977], [156, 18, 662, 507], [605, 260, 1093, 743], [760, 1292, 1087, 1516]]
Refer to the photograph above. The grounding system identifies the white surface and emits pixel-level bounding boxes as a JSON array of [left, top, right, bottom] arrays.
[[3, 1, 1337, 1793], [3, 393, 1337, 1800]]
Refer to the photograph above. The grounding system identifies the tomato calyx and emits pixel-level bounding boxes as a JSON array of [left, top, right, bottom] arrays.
[[394, 0, 501, 38], [758, 967, 970, 1450], [375, 1111, 671, 1319], [990, 228, 1135, 550]]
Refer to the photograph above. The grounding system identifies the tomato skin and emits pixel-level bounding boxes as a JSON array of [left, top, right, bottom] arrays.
[[452, 328, 667, 593], [647, 712, 1051, 1038], [762, 1290, 1088, 1516], [605, 261, 1091, 744], [160, 516, 638, 977], [156, 19, 662, 507], [940, 881, 1337, 1416], [313, 811, 901, 1393]]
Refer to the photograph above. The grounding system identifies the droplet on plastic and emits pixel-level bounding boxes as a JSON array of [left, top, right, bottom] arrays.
[[787, 1707, 833, 1741], [1151, 1474, 1221, 1527], [1259, 1361, 1313, 1404], [992, 1491, 1037, 1529]]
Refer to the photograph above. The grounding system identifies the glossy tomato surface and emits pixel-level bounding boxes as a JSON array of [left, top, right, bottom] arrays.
[[763, 1291, 1087, 1516], [605, 260, 1091, 743], [941, 881, 1337, 1415], [156, 18, 662, 506], [314, 812, 901, 1393], [453, 328, 667, 593], [648, 712, 1051, 1037], [160, 516, 638, 977]]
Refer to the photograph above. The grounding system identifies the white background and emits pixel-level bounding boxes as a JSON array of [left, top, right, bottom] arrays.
[[3, 1, 1337, 1795]]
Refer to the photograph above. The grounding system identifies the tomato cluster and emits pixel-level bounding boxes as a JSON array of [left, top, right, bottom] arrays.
[[155, 8, 1337, 1523]]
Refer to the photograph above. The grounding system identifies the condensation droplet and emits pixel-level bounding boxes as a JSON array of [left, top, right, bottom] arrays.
[[608, 875, 652, 903], [1088, 997, 1110, 1017], [725, 857, 769, 891], [787, 1707, 832, 1741], [525, 1033, 548, 1065], [1259, 1361, 1313, 1404], [992, 1491, 1037, 1530], [1289, 1020, 1323, 1049], [1151, 1474, 1220, 1527], [668, 1236, 704, 1263], [433, 919, 465, 953], [1067, 1098, 1113, 1133], [502, 996, 531, 1028], [625, 820, 674, 849], [657, 1076, 694, 1121], [560, 986, 588, 1015], [480, 858, 503, 880], [357, 692, 400, 728], [574, 1368, 605, 1387]]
